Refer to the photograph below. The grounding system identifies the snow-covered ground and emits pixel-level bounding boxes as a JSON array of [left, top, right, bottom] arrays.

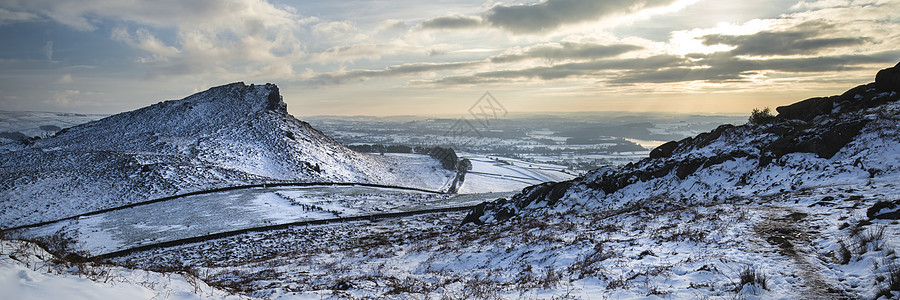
[[106, 179, 900, 299], [0, 240, 240, 300]]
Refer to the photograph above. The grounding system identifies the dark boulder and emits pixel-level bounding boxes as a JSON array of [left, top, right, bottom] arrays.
[[763, 119, 867, 159], [462, 181, 573, 224], [461, 202, 488, 225], [676, 159, 703, 180], [867, 200, 900, 220], [764, 122, 803, 136], [776, 96, 834, 122], [693, 124, 734, 148], [0, 131, 28, 142], [649, 141, 678, 159], [776, 61, 900, 121], [517, 181, 572, 208], [586, 168, 641, 194], [462, 200, 517, 225], [810, 120, 868, 159], [875, 61, 900, 92]]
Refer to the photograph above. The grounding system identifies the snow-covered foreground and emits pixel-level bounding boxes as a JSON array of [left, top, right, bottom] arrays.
[[99, 177, 899, 299], [0, 240, 240, 300]]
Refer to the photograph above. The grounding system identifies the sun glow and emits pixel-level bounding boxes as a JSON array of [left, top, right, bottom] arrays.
[[666, 19, 774, 55]]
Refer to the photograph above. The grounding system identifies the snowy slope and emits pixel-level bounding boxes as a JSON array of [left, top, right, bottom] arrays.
[[0, 83, 452, 228], [0, 240, 240, 300], [113, 182, 900, 299], [467, 63, 900, 225]]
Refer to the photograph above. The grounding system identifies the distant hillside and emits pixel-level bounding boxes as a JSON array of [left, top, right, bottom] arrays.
[[0, 111, 108, 141], [467, 62, 900, 223], [0, 83, 451, 227]]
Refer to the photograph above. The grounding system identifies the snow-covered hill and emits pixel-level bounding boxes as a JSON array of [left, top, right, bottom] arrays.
[[466, 63, 900, 225], [0, 83, 452, 228]]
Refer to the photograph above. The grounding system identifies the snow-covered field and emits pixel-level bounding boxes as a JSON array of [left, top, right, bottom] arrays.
[[457, 153, 576, 194], [10, 185, 508, 257], [0, 110, 107, 139], [107, 179, 900, 299], [306, 113, 746, 172]]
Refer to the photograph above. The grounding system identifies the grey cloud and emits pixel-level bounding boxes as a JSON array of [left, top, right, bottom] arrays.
[[740, 52, 900, 73], [141, 56, 213, 78], [433, 54, 685, 84], [491, 42, 642, 63], [486, 0, 677, 34], [429, 50, 900, 86], [308, 43, 406, 64], [702, 21, 869, 56], [610, 51, 900, 84], [0, 7, 38, 24], [42, 41, 53, 61], [431, 76, 502, 85], [539, 54, 685, 74], [609, 67, 743, 84], [304, 61, 484, 86], [1, 0, 296, 31], [420, 15, 483, 30]]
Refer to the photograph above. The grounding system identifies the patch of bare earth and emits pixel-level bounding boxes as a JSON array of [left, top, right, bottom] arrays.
[[754, 205, 849, 299]]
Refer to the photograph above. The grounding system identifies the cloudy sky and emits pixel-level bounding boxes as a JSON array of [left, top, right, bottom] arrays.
[[0, 0, 898, 116]]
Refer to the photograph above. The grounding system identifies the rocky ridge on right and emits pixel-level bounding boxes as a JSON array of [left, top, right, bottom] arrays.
[[466, 62, 900, 224]]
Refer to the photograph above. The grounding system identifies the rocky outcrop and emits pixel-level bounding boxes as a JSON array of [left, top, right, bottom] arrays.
[[775, 96, 835, 122], [462, 181, 572, 225], [761, 119, 868, 162], [875, 61, 900, 92], [776, 62, 900, 122], [649, 141, 677, 159]]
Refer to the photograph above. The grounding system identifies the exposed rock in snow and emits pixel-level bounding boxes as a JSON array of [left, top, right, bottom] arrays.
[[777, 62, 899, 122], [467, 62, 900, 224], [0, 83, 451, 228]]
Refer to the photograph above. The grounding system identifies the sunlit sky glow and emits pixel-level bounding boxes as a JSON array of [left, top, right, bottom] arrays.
[[0, 0, 898, 116]]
